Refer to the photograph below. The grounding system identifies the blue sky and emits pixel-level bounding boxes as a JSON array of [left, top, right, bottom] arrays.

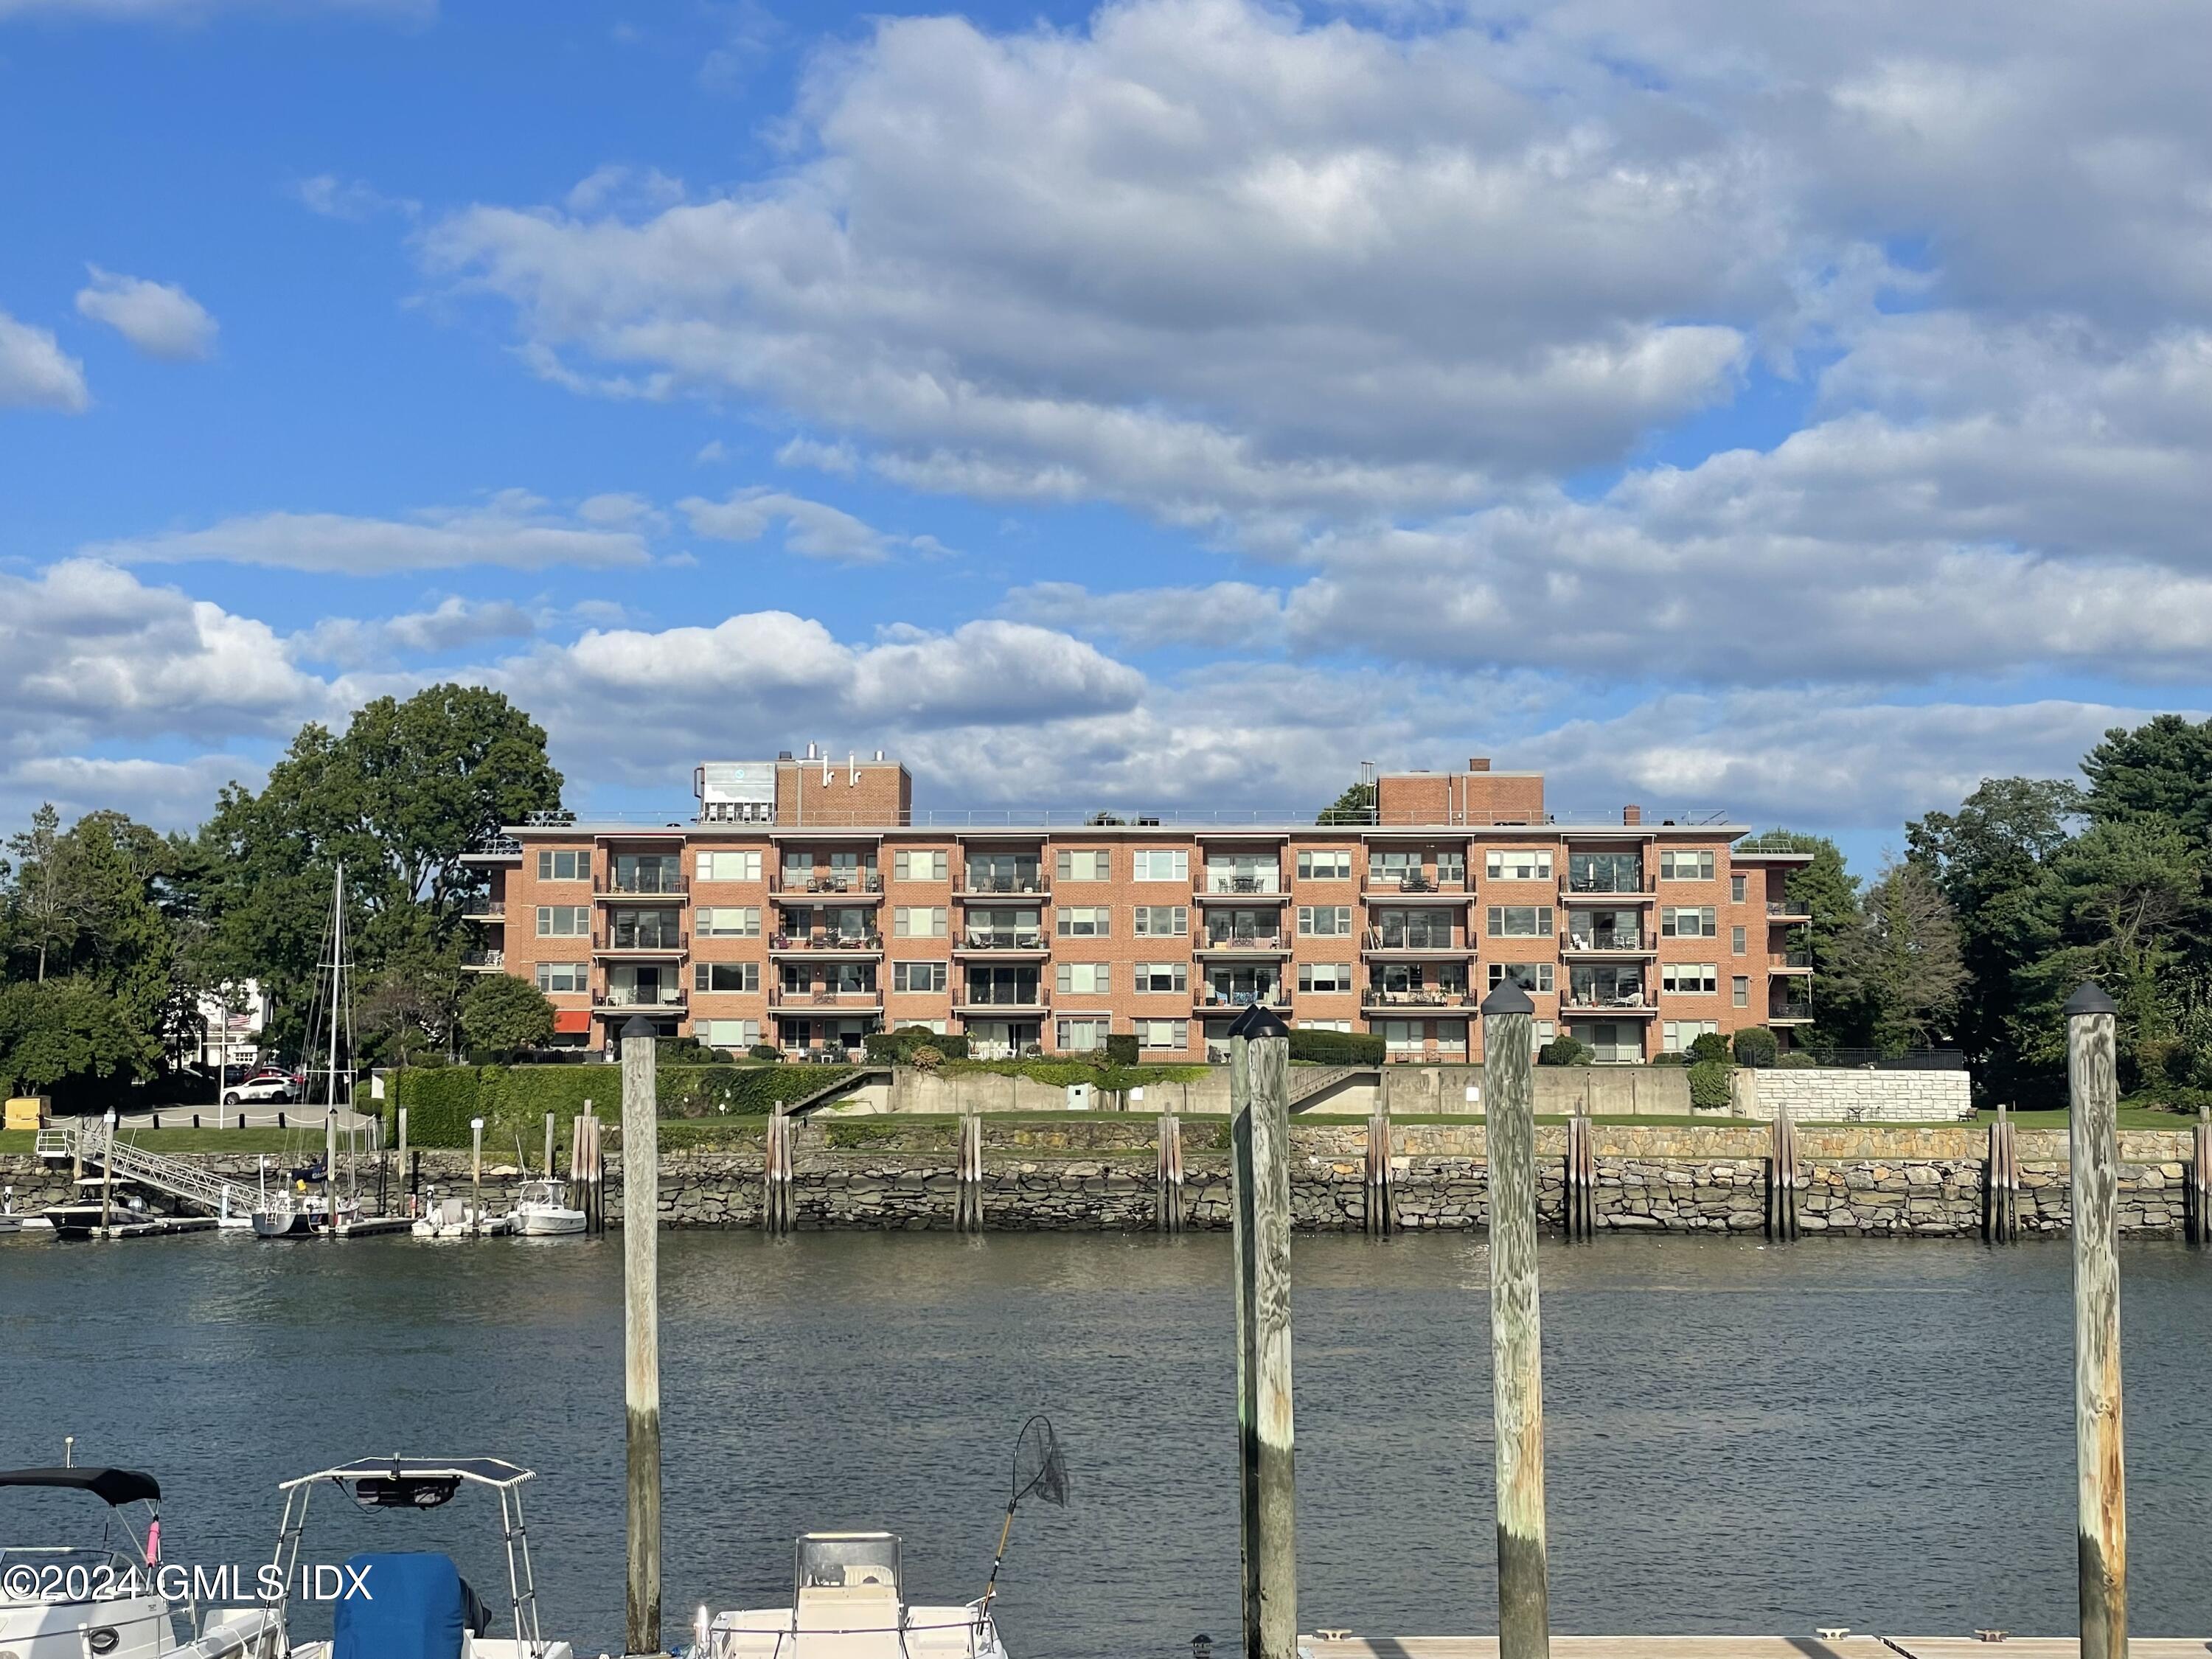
[[4, 0, 2209, 874]]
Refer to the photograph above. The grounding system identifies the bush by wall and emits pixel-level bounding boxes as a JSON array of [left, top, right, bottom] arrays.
[[1537, 1036, 1594, 1067], [1686, 1032, 1733, 1066], [1287, 1027, 1385, 1065], [1731, 1026, 1779, 1068], [1687, 1058, 1733, 1110], [865, 1027, 971, 1063]]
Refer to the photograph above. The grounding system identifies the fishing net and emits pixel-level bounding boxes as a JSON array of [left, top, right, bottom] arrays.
[[1010, 1415, 1068, 1508]]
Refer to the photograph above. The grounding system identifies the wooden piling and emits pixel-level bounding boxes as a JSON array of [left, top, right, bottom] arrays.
[[956, 1113, 984, 1233], [1229, 1006, 1297, 1659], [1563, 1114, 1596, 1241], [763, 1106, 793, 1235], [544, 1111, 557, 1179], [2066, 983, 2126, 1659], [1766, 1110, 1798, 1242], [619, 1017, 662, 1658], [1365, 1110, 1395, 1237], [469, 1116, 484, 1235], [100, 1110, 114, 1234], [1481, 983, 1550, 1659], [397, 1108, 410, 1213], [2191, 1106, 2211, 1248], [1157, 1113, 1183, 1233], [1986, 1103, 2020, 1243]]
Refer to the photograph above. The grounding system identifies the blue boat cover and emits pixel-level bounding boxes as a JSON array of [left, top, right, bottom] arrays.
[[332, 1551, 486, 1659]]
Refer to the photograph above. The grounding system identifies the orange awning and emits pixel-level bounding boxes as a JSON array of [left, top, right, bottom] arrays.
[[554, 1009, 591, 1034]]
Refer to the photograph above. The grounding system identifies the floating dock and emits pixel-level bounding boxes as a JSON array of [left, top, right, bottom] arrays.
[[1301, 1639, 2212, 1658]]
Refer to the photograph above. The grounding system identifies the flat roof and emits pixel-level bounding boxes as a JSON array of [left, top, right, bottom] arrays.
[[507, 818, 1755, 838]]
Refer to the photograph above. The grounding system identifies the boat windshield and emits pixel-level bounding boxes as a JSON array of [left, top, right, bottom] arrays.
[[795, 1534, 900, 1595]]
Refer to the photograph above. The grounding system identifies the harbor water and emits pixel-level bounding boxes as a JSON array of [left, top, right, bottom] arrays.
[[3, 1230, 2209, 1657]]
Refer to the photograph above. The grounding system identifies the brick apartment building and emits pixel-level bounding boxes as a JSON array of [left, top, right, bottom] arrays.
[[460, 750, 1814, 1064]]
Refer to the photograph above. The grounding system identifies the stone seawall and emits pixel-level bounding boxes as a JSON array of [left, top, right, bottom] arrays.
[[2, 1122, 2199, 1237]]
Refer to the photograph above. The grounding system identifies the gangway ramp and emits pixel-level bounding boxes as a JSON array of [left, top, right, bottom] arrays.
[[36, 1120, 253, 1221]]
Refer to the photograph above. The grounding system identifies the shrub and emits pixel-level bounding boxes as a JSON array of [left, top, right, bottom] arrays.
[[1649, 1051, 1688, 1067], [1537, 1036, 1594, 1067], [749, 1044, 782, 1061], [866, 1026, 972, 1065], [457, 974, 555, 1057], [1287, 1026, 1385, 1065], [1105, 1034, 1140, 1066], [1687, 1059, 1733, 1109], [1686, 1032, 1733, 1066], [909, 1045, 945, 1071], [1777, 1049, 1820, 1068], [1731, 1026, 1779, 1068]]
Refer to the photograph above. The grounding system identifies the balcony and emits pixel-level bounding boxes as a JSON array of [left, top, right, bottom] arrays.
[[954, 992, 1051, 1014], [463, 900, 506, 922], [460, 835, 523, 865], [1194, 934, 1290, 956], [955, 929, 1050, 955], [954, 874, 1051, 899], [1770, 995, 1815, 1025], [1770, 950, 1814, 973], [1196, 989, 1289, 1010], [594, 987, 688, 1012], [1360, 928, 1470, 956], [1767, 899, 1813, 921], [1562, 880, 1655, 905], [773, 872, 886, 897], [1361, 987, 1476, 1011], [1198, 873, 1284, 897], [1560, 992, 1657, 1016], [1562, 929, 1652, 956], [768, 987, 883, 1012], [1360, 873, 1471, 897], [595, 930, 688, 958], [594, 874, 689, 900], [768, 931, 884, 956], [459, 950, 506, 972]]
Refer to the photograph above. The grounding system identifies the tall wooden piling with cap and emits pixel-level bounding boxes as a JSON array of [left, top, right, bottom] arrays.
[[619, 1015, 662, 1658], [1986, 1102, 2020, 1243], [2191, 1105, 2211, 1248], [1481, 982, 1550, 1659], [1563, 1113, 1596, 1241], [1156, 1113, 1183, 1234], [2066, 982, 2126, 1659], [1766, 1108, 1799, 1242], [763, 1104, 793, 1235], [1364, 1110, 1394, 1237], [956, 1113, 984, 1233], [1228, 1004, 1297, 1659]]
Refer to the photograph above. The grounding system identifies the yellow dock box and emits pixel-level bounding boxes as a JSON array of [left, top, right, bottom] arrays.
[[4, 1096, 50, 1132]]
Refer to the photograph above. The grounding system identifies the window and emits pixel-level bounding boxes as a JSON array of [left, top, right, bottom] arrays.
[[1296, 849, 1352, 880], [1301, 1020, 1352, 1034], [1057, 906, 1110, 937], [1661, 906, 1717, 938], [1488, 961, 1554, 992], [1055, 849, 1110, 881], [694, 850, 762, 883], [1568, 852, 1641, 893], [1662, 963, 1718, 994], [1733, 975, 1750, 1007], [1132, 905, 1186, 936], [1486, 905, 1554, 938], [1134, 1018, 1189, 1050], [535, 905, 589, 937], [1661, 1019, 1720, 1054], [695, 906, 762, 938], [893, 850, 948, 882], [1377, 909, 1454, 948], [1057, 962, 1112, 994], [1660, 849, 1715, 881], [894, 906, 948, 938], [1205, 854, 1279, 893], [536, 961, 588, 994], [1486, 849, 1554, 882], [1133, 961, 1188, 992], [611, 853, 683, 894], [694, 961, 760, 993], [1056, 1018, 1110, 1051], [1380, 1020, 1425, 1054], [1371, 849, 1419, 880], [697, 1019, 760, 1051], [1297, 905, 1353, 936], [892, 961, 947, 993], [1298, 962, 1355, 993], [1531, 1018, 1557, 1054], [537, 849, 588, 881], [1132, 849, 1189, 881], [1731, 925, 1747, 956], [1731, 874, 1747, 902], [1437, 852, 1467, 886]]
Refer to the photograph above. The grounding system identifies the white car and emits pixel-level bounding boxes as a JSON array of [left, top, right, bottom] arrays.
[[223, 1074, 298, 1106]]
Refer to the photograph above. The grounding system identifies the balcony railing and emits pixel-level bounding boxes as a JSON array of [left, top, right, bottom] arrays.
[[1198, 934, 1287, 952], [1197, 989, 1288, 1009], [957, 874, 1050, 896], [597, 987, 687, 1009], [596, 873, 689, 897], [959, 987, 1048, 1008], [1561, 992, 1652, 1011], [1565, 874, 1652, 895], [959, 929, 1048, 950], [464, 901, 507, 921], [1203, 874, 1284, 895], [769, 932, 884, 952], [1363, 873, 1467, 894], [768, 987, 882, 1007], [599, 931, 688, 953], [1565, 930, 1645, 952], [776, 872, 885, 894], [1770, 950, 1813, 970], [1360, 928, 1464, 951], [1767, 899, 1812, 917], [1363, 988, 1476, 1007], [1771, 996, 1815, 1019], [460, 949, 505, 970]]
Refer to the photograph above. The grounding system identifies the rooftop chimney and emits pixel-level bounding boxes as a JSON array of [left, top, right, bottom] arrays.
[[1623, 804, 1643, 825], [1468, 757, 1491, 772], [777, 749, 794, 761]]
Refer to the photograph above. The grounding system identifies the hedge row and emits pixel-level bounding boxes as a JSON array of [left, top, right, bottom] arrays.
[[390, 1062, 860, 1148]]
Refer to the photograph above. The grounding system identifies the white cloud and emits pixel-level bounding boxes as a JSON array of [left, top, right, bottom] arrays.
[[678, 488, 901, 563], [74, 267, 218, 361], [1004, 579, 1287, 650], [293, 596, 538, 668], [0, 307, 90, 411], [81, 493, 653, 574], [296, 173, 420, 222]]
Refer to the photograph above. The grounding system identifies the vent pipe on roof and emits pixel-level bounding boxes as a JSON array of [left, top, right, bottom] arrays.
[[873, 750, 886, 762], [849, 751, 859, 784], [804, 742, 818, 761]]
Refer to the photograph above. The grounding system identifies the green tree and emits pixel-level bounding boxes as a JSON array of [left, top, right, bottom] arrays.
[[0, 978, 155, 1101], [4, 804, 91, 981], [1828, 858, 1968, 1052], [2081, 714, 2212, 849], [1317, 780, 1376, 826], [458, 973, 557, 1057], [1747, 830, 1868, 1048]]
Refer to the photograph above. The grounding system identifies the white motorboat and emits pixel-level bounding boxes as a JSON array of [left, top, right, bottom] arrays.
[[0, 1463, 280, 1658], [511, 1178, 585, 1237], [700, 1532, 1009, 1659], [261, 1456, 572, 1658], [411, 1194, 514, 1237]]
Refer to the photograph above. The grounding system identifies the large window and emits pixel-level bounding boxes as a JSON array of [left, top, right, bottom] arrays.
[[1297, 962, 1354, 992], [1132, 849, 1189, 882], [1133, 905, 1188, 936], [1488, 961, 1554, 992], [1134, 1018, 1189, 1051], [1568, 852, 1641, 894], [694, 961, 759, 993], [966, 908, 1041, 947], [1205, 854, 1279, 894], [537, 849, 588, 882], [697, 1019, 761, 1051], [1660, 849, 1716, 881], [536, 905, 589, 937], [1057, 906, 1111, 937], [1056, 1018, 1110, 1051], [1057, 962, 1111, 994], [966, 853, 1040, 891], [894, 906, 949, 938], [1661, 906, 1718, 938], [893, 850, 948, 882], [1297, 905, 1353, 936], [610, 908, 682, 950], [1133, 961, 1188, 992], [1486, 905, 1554, 938], [536, 961, 588, 993], [1377, 909, 1454, 949], [611, 853, 683, 894], [1662, 963, 1718, 993], [1661, 1019, 1720, 1054], [694, 850, 762, 883], [1295, 849, 1352, 880], [891, 961, 947, 993], [695, 906, 761, 938], [1055, 849, 1110, 881], [1486, 849, 1553, 882]]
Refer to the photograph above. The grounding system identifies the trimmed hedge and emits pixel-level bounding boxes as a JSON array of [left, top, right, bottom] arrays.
[[1287, 1027, 1385, 1065], [1687, 1058, 1733, 1110], [1537, 1036, 1594, 1067], [1731, 1026, 1779, 1068], [392, 1062, 860, 1147]]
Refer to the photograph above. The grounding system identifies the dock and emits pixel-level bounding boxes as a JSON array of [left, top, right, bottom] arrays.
[[1300, 1639, 2212, 1659], [86, 1215, 221, 1240]]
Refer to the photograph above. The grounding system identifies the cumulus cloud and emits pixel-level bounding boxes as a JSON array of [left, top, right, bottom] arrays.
[[678, 488, 906, 563], [293, 595, 538, 668], [82, 492, 653, 574], [74, 267, 218, 361], [1004, 580, 1287, 650], [0, 307, 90, 411]]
